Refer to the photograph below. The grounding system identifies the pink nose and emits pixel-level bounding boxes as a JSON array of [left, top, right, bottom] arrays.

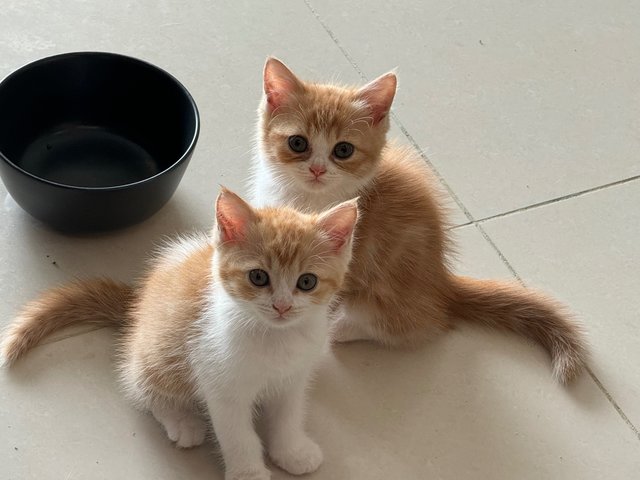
[[309, 165, 326, 178], [272, 303, 292, 315]]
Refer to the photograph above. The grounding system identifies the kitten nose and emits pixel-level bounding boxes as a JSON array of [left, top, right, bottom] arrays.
[[309, 165, 326, 178], [272, 302, 292, 315]]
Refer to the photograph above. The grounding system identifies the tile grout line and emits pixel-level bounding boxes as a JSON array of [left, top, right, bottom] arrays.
[[461, 173, 640, 227], [303, 0, 477, 224], [450, 221, 473, 230], [471, 221, 640, 440], [475, 215, 640, 440], [302, 0, 367, 81], [390, 111, 476, 224], [473, 223, 522, 282], [305, 0, 640, 443], [306, 0, 639, 227], [476, 220, 640, 440], [586, 366, 640, 441]]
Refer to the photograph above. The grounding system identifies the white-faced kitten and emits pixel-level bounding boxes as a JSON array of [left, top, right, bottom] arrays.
[[2, 188, 359, 480]]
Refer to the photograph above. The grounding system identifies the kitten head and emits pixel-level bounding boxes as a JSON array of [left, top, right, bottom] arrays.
[[258, 57, 396, 197], [213, 187, 358, 328]]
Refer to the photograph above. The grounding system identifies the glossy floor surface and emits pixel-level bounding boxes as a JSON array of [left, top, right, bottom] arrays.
[[1, 1, 639, 479]]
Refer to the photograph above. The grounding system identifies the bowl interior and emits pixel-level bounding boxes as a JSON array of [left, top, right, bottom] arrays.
[[0, 53, 198, 188]]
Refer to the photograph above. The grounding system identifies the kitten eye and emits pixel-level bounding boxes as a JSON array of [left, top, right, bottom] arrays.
[[333, 142, 354, 159], [288, 135, 308, 153], [296, 273, 318, 292], [249, 269, 270, 287]]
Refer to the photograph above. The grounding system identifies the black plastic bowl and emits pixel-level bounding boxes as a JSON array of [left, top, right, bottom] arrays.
[[0, 52, 199, 232]]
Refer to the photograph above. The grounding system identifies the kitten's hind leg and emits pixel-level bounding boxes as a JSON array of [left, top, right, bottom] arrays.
[[151, 405, 207, 448], [330, 304, 377, 344]]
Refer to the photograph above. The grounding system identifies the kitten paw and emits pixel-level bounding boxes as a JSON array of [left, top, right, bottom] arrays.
[[169, 415, 207, 448], [153, 407, 207, 448], [329, 308, 374, 344], [269, 436, 323, 475], [225, 465, 271, 480], [329, 311, 352, 344], [329, 321, 353, 344], [330, 318, 366, 344]]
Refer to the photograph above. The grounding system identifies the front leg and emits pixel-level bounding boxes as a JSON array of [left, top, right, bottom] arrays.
[[206, 393, 270, 480], [263, 375, 323, 475]]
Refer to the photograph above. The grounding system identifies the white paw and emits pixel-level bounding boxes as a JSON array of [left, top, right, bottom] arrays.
[[162, 413, 207, 448], [330, 316, 364, 344], [329, 320, 352, 344], [329, 311, 351, 344], [225, 465, 271, 480], [269, 436, 323, 475], [329, 308, 375, 344]]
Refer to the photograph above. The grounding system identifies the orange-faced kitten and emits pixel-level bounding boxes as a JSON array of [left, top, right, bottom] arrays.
[[252, 58, 587, 383], [1, 188, 359, 480]]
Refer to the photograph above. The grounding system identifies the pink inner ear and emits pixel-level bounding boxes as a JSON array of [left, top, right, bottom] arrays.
[[263, 58, 300, 112], [217, 212, 246, 243], [318, 201, 358, 254], [357, 72, 397, 125], [215, 189, 254, 243], [264, 87, 285, 112], [324, 226, 352, 253]]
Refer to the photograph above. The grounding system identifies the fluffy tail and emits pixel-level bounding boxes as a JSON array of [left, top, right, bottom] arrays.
[[447, 276, 588, 384], [1, 278, 135, 366]]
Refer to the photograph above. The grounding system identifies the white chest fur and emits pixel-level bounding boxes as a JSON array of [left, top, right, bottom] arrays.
[[190, 285, 329, 400]]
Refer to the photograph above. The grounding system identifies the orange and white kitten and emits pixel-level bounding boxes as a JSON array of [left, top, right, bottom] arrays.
[[251, 58, 587, 384], [1, 188, 359, 480]]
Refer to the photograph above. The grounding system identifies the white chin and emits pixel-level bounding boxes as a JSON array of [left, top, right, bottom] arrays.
[[267, 317, 295, 328], [300, 178, 328, 191]]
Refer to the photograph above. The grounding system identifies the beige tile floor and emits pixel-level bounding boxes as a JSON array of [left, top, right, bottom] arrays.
[[1, 1, 639, 479]]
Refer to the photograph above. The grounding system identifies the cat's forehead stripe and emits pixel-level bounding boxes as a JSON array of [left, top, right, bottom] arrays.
[[298, 85, 370, 136], [253, 211, 322, 268]]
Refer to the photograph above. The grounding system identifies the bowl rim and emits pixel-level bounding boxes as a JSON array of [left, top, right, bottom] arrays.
[[0, 51, 200, 191]]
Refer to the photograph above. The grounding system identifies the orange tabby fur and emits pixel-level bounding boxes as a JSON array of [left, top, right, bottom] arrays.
[[2, 188, 359, 477], [1, 278, 134, 365], [254, 58, 588, 383], [0, 240, 214, 408], [1, 190, 355, 406]]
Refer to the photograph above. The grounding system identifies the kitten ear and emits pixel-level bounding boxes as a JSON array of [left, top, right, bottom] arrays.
[[356, 72, 397, 124], [263, 57, 303, 112], [215, 188, 256, 244], [317, 198, 360, 254]]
